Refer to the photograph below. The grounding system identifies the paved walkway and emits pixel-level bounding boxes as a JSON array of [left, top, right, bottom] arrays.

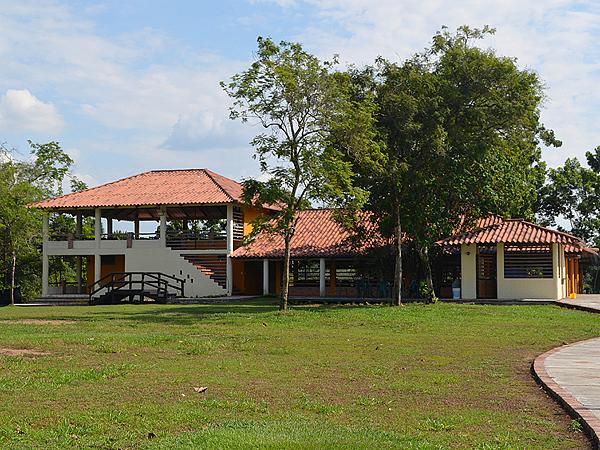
[[557, 294, 600, 313], [533, 296, 600, 448]]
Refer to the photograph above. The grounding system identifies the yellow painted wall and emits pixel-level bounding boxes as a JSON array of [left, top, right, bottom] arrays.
[[243, 206, 269, 236], [86, 255, 125, 291], [460, 244, 477, 299], [232, 259, 245, 293], [497, 243, 564, 300]]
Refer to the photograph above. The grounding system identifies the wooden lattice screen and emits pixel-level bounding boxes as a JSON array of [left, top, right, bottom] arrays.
[[233, 207, 244, 240], [504, 244, 553, 278]]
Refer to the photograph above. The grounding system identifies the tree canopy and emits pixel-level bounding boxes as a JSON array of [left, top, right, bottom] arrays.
[[538, 146, 600, 247], [222, 37, 372, 310], [346, 26, 560, 303], [0, 141, 77, 303]]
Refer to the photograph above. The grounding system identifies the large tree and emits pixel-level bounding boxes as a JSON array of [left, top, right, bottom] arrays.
[[538, 147, 600, 246], [351, 26, 559, 303], [222, 37, 372, 310], [0, 141, 75, 303]]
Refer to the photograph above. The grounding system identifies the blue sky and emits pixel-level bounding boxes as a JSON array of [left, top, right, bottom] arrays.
[[1, 0, 600, 189]]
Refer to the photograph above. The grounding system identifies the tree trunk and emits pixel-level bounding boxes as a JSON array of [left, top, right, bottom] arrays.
[[392, 204, 403, 306], [418, 245, 435, 299], [280, 236, 292, 311], [10, 250, 16, 305]]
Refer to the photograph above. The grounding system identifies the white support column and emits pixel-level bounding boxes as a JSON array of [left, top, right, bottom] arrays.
[[94, 254, 101, 285], [263, 259, 269, 295], [553, 242, 562, 300], [159, 206, 167, 247], [42, 213, 49, 296], [226, 204, 234, 295], [76, 214, 83, 289], [94, 208, 101, 284], [496, 243, 504, 299], [94, 208, 101, 244], [319, 258, 326, 297], [460, 243, 477, 299]]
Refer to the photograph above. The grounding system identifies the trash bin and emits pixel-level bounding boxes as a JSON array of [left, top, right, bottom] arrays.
[[451, 278, 461, 300]]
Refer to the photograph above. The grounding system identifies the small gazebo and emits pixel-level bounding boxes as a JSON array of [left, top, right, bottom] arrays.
[[437, 219, 585, 300]]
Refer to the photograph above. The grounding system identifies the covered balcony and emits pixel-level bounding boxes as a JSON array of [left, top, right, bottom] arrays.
[[44, 204, 244, 252]]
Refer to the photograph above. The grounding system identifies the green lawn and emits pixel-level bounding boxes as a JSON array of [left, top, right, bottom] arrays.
[[0, 299, 598, 449]]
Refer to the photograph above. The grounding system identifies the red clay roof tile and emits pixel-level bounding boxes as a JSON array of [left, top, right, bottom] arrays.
[[232, 209, 382, 258], [437, 219, 584, 248], [30, 169, 245, 209]]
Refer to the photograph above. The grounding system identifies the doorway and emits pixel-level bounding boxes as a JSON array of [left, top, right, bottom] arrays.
[[477, 246, 497, 299]]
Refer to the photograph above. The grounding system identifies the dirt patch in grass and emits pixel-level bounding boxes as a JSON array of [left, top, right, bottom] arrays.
[[0, 348, 51, 357], [0, 319, 76, 325]]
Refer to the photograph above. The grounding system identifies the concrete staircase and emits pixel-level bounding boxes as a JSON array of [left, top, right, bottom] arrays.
[[181, 254, 227, 289]]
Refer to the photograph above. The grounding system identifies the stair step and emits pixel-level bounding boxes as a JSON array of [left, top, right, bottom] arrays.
[[181, 254, 228, 289]]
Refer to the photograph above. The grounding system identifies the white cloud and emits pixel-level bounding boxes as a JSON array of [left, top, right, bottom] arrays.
[[1, 0, 599, 190], [0, 89, 64, 133], [264, 0, 600, 166], [162, 109, 254, 151]]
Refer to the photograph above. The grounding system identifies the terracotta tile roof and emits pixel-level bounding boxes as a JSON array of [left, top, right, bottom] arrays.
[[30, 169, 245, 209], [232, 209, 382, 258], [437, 218, 584, 248]]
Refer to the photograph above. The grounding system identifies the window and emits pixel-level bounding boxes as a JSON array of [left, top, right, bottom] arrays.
[[504, 245, 553, 278], [289, 260, 320, 287], [331, 260, 357, 287]]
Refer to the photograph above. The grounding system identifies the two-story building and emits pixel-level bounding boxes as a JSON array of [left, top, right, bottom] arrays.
[[31, 169, 271, 302]]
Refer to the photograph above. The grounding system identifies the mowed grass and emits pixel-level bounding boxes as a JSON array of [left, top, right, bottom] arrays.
[[0, 300, 598, 449]]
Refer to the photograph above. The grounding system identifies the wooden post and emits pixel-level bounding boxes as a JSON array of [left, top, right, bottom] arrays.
[[107, 216, 113, 238], [330, 260, 336, 296], [134, 211, 140, 240], [76, 256, 82, 293], [160, 206, 167, 247], [263, 259, 269, 296], [75, 211, 83, 292], [76, 212, 82, 237], [570, 257, 576, 295]]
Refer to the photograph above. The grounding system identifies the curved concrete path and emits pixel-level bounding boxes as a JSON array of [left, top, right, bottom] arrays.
[[533, 296, 600, 449], [534, 338, 600, 448]]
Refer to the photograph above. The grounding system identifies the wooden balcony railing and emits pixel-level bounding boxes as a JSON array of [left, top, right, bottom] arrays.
[[166, 231, 227, 250]]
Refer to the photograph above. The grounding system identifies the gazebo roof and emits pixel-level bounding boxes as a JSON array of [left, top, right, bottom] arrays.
[[30, 169, 245, 210], [437, 218, 584, 249]]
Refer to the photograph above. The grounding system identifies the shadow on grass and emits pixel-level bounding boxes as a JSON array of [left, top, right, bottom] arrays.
[[3, 297, 394, 326], [84, 297, 379, 325]]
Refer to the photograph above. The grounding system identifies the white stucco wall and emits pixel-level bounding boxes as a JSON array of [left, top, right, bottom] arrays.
[[460, 243, 477, 299], [124, 248, 226, 297]]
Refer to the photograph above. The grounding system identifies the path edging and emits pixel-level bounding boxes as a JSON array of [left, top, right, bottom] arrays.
[[532, 337, 600, 450]]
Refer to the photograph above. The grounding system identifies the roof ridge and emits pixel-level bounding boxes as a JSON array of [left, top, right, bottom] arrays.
[[202, 168, 238, 202], [516, 219, 585, 242]]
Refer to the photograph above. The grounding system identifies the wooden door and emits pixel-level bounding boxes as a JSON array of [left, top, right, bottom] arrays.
[[477, 250, 497, 299], [565, 256, 581, 295]]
